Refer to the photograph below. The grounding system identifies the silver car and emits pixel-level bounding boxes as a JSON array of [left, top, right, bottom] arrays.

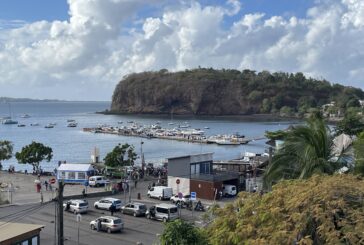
[[63, 199, 88, 214], [121, 202, 147, 217], [90, 216, 123, 233]]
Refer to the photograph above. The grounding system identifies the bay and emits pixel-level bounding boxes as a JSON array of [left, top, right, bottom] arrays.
[[0, 101, 295, 172]]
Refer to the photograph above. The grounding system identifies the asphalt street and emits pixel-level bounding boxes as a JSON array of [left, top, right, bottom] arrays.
[[0, 195, 204, 245]]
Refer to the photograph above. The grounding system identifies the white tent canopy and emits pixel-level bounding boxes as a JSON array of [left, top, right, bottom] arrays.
[[57, 163, 94, 172]]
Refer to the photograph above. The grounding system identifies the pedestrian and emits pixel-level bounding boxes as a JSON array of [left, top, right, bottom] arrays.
[[148, 183, 151, 190], [97, 219, 101, 232], [134, 180, 138, 188], [49, 183, 53, 192], [219, 190, 223, 200], [44, 180, 48, 191], [110, 203, 116, 216]]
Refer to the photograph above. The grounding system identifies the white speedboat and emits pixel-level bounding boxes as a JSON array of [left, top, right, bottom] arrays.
[[67, 122, 77, 127], [2, 119, 18, 125], [45, 124, 54, 128], [20, 114, 30, 118]]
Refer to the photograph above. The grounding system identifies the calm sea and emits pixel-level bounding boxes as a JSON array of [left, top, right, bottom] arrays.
[[0, 101, 295, 172]]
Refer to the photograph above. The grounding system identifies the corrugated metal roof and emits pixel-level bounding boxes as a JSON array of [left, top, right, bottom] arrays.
[[0, 222, 44, 242], [57, 163, 94, 171]]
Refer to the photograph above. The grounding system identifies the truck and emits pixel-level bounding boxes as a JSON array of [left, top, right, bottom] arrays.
[[147, 186, 173, 200]]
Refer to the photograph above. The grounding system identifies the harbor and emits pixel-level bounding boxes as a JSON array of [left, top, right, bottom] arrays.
[[82, 122, 265, 145]]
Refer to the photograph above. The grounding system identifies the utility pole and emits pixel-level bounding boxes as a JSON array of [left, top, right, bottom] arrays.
[[57, 181, 64, 245]]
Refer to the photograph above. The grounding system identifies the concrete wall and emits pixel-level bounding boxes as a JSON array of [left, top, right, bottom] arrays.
[[168, 177, 190, 195], [167, 156, 190, 178]]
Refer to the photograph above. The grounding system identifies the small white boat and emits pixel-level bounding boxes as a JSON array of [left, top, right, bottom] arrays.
[[45, 124, 54, 128], [179, 124, 190, 128], [21, 114, 30, 118], [30, 123, 40, 126], [67, 122, 77, 127], [117, 121, 123, 124], [204, 126, 210, 129], [2, 119, 18, 125], [17, 124, 26, 127], [168, 122, 174, 125]]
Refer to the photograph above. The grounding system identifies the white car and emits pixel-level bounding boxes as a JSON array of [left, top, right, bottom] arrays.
[[89, 176, 110, 187], [170, 194, 190, 205], [90, 216, 124, 233], [94, 197, 122, 210], [63, 199, 88, 214]]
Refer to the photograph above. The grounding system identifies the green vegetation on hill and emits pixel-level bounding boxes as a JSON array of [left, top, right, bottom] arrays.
[[111, 68, 364, 115]]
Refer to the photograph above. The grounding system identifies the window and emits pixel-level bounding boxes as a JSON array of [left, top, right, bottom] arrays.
[[60, 171, 66, 179], [78, 172, 85, 179], [156, 207, 168, 214], [68, 172, 75, 179]]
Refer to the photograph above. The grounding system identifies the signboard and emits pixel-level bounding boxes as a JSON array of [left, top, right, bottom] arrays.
[[190, 192, 196, 201], [84, 181, 89, 187], [76, 214, 82, 222], [176, 179, 180, 184]]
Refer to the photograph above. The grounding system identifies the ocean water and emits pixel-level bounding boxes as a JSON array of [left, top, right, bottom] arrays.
[[0, 101, 295, 172]]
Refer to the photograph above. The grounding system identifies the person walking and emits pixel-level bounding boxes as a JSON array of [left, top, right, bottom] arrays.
[[44, 180, 48, 191], [110, 203, 116, 216], [97, 219, 101, 232]]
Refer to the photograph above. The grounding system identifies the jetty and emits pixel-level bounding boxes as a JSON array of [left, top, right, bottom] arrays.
[[82, 123, 265, 146]]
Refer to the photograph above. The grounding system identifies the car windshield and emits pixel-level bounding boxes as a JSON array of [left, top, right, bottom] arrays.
[[139, 205, 147, 210], [113, 219, 122, 224], [169, 207, 178, 213], [114, 200, 121, 204], [232, 187, 236, 190], [79, 203, 88, 207]]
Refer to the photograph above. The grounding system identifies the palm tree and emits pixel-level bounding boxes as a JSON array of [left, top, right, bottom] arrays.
[[264, 115, 347, 188]]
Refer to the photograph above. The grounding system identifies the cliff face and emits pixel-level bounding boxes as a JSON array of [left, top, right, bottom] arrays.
[[110, 68, 364, 115]]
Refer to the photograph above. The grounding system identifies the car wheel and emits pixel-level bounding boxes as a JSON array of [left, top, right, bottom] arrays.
[[162, 217, 167, 223], [107, 228, 111, 234], [133, 212, 137, 217], [95, 205, 99, 209], [91, 224, 95, 230]]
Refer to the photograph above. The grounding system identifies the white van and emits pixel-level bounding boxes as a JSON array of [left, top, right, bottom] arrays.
[[222, 185, 237, 196], [89, 176, 110, 187], [147, 186, 173, 200], [146, 203, 178, 222]]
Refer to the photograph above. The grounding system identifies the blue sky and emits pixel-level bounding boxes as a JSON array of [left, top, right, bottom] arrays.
[[0, 0, 363, 100]]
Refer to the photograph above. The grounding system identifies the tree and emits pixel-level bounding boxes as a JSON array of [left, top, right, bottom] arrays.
[[15, 141, 53, 173], [160, 219, 208, 245], [354, 131, 364, 175], [264, 116, 348, 187], [206, 175, 364, 245], [104, 143, 137, 168], [335, 112, 364, 136], [0, 140, 13, 169]]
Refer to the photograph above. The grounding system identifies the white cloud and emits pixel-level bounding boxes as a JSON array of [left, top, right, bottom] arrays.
[[0, 0, 364, 100]]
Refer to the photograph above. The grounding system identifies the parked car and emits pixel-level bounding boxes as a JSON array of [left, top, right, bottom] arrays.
[[222, 184, 237, 197], [145, 203, 178, 222], [90, 216, 123, 233], [63, 199, 88, 214], [89, 176, 110, 187], [121, 202, 147, 217], [94, 198, 122, 210], [170, 194, 190, 205], [147, 186, 173, 200]]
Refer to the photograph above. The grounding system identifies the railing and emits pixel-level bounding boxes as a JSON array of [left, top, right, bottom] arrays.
[[190, 171, 239, 182]]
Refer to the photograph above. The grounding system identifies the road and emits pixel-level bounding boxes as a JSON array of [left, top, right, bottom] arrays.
[[0, 195, 204, 245]]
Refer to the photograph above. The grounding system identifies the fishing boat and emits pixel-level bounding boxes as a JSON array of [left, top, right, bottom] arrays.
[[17, 124, 26, 127], [30, 123, 39, 126], [215, 139, 240, 145], [204, 126, 210, 129], [20, 114, 30, 118], [45, 124, 54, 128]]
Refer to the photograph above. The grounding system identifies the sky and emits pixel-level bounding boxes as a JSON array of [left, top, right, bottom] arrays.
[[0, 0, 363, 101]]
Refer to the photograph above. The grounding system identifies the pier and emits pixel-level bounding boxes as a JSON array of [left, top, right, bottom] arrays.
[[82, 124, 265, 146]]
